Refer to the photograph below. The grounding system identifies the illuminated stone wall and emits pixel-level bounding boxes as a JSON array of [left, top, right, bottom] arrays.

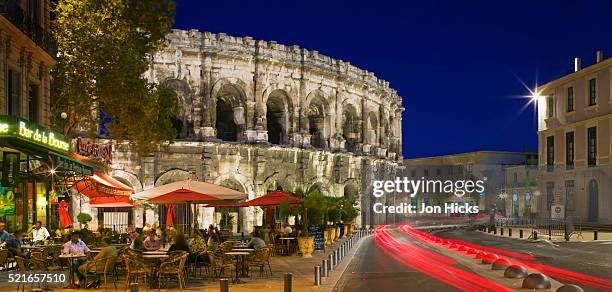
[[105, 29, 404, 230]]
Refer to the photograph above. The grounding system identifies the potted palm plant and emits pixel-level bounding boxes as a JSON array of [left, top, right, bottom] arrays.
[[292, 185, 325, 258], [341, 199, 360, 237]]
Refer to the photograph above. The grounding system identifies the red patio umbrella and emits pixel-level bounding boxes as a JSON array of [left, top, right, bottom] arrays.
[[237, 190, 303, 207], [147, 188, 223, 204], [58, 200, 73, 228], [166, 204, 176, 228]]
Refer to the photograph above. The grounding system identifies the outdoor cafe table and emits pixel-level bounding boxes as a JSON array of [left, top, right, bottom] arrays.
[[279, 237, 296, 256], [232, 248, 255, 252], [142, 254, 170, 288], [58, 254, 88, 288], [224, 251, 251, 283]]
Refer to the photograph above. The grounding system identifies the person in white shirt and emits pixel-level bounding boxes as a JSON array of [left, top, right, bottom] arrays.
[[63, 232, 90, 286], [283, 224, 293, 235], [30, 221, 50, 244]]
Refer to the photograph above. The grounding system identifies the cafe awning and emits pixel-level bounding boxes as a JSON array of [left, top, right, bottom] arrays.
[[89, 196, 135, 208], [73, 172, 134, 198]]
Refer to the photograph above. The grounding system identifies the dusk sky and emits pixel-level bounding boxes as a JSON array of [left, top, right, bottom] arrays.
[[175, 0, 612, 158]]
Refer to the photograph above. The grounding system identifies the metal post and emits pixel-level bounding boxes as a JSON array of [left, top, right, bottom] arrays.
[[329, 253, 335, 270], [519, 229, 523, 238], [501, 228, 504, 236], [314, 266, 321, 286], [509, 228, 512, 237], [548, 223, 552, 240], [220, 278, 229, 292], [533, 230, 538, 240], [284, 273, 293, 292], [594, 230, 598, 241], [322, 259, 329, 277]]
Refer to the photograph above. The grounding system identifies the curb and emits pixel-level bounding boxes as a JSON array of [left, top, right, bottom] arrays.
[[317, 234, 371, 291]]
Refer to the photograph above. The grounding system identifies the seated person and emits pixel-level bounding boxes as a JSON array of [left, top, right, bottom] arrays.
[[6, 230, 26, 258], [128, 231, 140, 249], [78, 237, 117, 288], [142, 230, 161, 251], [0, 222, 10, 243], [167, 232, 190, 253], [247, 230, 266, 251], [63, 232, 90, 287], [30, 221, 50, 244], [283, 223, 293, 235]]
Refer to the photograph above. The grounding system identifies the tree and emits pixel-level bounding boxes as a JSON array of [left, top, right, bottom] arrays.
[[52, 0, 178, 154]]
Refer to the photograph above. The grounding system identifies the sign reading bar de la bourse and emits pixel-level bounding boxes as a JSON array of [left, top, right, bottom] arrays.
[[0, 116, 70, 153]]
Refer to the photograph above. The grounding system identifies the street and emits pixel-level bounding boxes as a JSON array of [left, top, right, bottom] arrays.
[[335, 226, 612, 292]]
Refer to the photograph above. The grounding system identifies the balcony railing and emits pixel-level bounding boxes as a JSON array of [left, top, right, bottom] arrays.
[[0, 0, 57, 57]]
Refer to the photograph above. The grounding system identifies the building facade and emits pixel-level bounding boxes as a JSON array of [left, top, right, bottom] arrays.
[[536, 52, 612, 223], [0, 1, 91, 233], [83, 29, 404, 231], [403, 151, 537, 218], [502, 165, 538, 219]]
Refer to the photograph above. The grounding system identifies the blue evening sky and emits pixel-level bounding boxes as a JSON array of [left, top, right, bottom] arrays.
[[175, 0, 612, 158]]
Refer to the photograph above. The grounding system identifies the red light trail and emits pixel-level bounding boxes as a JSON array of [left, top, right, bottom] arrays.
[[373, 225, 513, 292], [394, 224, 612, 291]]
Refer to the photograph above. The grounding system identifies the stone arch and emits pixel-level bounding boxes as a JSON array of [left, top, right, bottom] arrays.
[[154, 168, 192, 187], [163, 78, 195, 139], [341, 103, 361, 152], [304, 90, 330, 149], [214, 172, 254, 198], [265, 89, 293, 145], [367, 111, 379, 145], [111, 170, 143, 193], [211, 79, 249, 142]]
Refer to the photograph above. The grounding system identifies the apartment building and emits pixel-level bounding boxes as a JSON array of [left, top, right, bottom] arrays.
[[537, 51, 612, 223]]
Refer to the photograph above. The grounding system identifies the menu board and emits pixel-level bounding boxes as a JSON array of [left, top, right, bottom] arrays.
[[308, 224, 325, 251]]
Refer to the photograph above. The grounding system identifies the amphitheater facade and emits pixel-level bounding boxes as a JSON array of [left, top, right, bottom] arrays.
[[91, 29, 405, 231]]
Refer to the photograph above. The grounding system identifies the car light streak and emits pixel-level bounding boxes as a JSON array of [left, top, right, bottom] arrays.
[[373, 226, 513, 292], [395, 224, 612, 291]]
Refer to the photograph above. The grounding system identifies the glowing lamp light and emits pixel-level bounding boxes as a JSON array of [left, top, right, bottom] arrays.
[[49, 168, 56, 175], [37, 196, 48, 209]]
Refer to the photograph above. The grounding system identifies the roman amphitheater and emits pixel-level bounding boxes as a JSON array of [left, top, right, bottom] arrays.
[[89, 29, 405, 231]]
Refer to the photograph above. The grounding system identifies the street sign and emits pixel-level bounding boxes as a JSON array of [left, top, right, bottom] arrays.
[[551, 204, 564, 219]]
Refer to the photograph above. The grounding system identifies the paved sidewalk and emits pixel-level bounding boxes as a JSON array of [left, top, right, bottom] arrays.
[[13, 234, 368, 292]]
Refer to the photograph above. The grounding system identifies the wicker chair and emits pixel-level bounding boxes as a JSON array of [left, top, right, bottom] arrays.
[[247, 248, 272, 279], [0, 249, 12, 270], [208, 253, 235, 279], [123, 255, 151, 291], [84, 256, 118, 291], [157, 253, 188, 291]]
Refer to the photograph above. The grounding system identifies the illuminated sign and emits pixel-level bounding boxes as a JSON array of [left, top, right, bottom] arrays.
[[0, 116, 70, 153], [73, 137, 112, 165]]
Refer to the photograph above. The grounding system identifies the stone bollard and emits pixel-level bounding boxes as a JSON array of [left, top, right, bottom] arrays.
[[533, 230, 538, 240], [556, 284, 585, 292], [322, 259, 329, 277], [522, 273, 552, 289], [129, 283, 139, 292], [504, 265, 528, 279], [220, 278, 229, 292], [314, 266, 321, 286], [284, 273, 293, 292], [329, 253, 335, 270], [492, 258, 511, 270]]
